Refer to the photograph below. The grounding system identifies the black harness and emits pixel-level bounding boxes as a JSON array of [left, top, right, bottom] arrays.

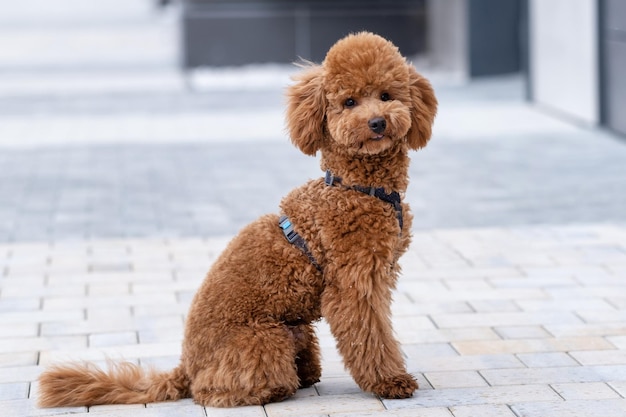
[[279, 170, 404, 272], [323, 170, 403, 231]]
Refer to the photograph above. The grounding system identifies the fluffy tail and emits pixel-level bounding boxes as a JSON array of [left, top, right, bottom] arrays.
[[38, 361, 190, 408]]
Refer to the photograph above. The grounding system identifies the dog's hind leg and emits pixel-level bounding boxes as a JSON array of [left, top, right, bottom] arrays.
[[288, 322, 321, 388], [189, 323, 300, 407]]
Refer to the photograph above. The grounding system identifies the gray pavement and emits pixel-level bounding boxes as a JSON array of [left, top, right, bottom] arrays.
[[1, 2, 626, 417]]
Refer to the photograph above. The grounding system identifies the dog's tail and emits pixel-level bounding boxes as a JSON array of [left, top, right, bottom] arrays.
[[38, 361, 190, 408]]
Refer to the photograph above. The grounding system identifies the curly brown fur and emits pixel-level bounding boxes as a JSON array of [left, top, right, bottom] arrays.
[[38, 32, 437, 408]]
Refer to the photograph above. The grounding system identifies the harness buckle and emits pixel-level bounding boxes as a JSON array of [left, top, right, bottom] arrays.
[[278, 215, 323, 273], [324, 170, 335, 186], [279, 215, 298, 243]]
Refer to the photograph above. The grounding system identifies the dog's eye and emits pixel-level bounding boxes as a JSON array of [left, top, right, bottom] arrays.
[[380, 92, 391, 102], [344, 98, 356, 108]]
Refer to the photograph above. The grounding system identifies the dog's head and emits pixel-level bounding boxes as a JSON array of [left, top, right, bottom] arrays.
[[286, 32, 437, 156]]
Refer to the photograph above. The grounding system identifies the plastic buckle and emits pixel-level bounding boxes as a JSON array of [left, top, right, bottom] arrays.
[[279, 215, 298, 243], [324, 170, 334, 186]]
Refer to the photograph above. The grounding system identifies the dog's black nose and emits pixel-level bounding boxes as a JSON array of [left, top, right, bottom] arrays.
[[368, 117, 386, 134]]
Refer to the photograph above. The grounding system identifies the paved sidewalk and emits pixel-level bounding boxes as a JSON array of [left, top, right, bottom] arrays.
[[0, 1, 625, 416], [1, 225, 625, 417]]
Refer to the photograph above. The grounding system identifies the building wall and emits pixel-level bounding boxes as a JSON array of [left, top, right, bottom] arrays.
[[468, 0, 523, 76], [602, 0, 626, 135], [427, 0, 468, 79], [529, 0, 599, 125], [427, 0, 524, 79]]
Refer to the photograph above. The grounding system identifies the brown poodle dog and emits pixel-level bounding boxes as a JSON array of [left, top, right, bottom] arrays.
[[38, 32, 437, 408]]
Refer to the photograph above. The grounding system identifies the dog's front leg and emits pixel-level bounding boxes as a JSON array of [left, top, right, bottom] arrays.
[[321, 264, 418, 399]]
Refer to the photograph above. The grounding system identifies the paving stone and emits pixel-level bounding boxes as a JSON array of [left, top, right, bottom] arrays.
[[515, 352, 580, 368], [139, 356, 180, 371], [392, 316, 438, 333], [1, 309, 84, 325], [0, 366, 39, 385], [0, 398, 86, 417], [544, 323, 626, 338], [488, 276, 579, 289], [400, 327, 501, 345], [592, 365, 626, 381], [481, 365, 626, 386], [41, 319, 132, 337], [146, 398, 197, 408], [607, 297, 626, 309], [546, 287, 626, 300], [468, 300, 520, 313], [514, 298, 616, 312], [39, 341, 181, 365], [131, 281, 198, 295], [399, 286, 548, 303], [205, 405, 266, 417], [332, 408, 453, 417], [494, 326, 552, 340], [401, 266, 523, 281], [291, 386, 319, 400], [0, 382, 29, 401], [443, 279, 492, 291], [383, 384, 560, 409], [608, 381, 626, 397], [89, 331, 138, 348], [576, 310, 626, 324], [320, 361, 352, 380], [46, 271, 172, 287], [449, 404, 517, 417], [0, 352, 38, 368], [550, 382, 622, 400], [43, 293, 177, 310], [452, 337, 614, 355], [87, 282, 130, 296], [424, 371, 489, 389], [134, 303, 188, 318], [402, 343, 459, 359], [511, 399, 626, 417], [407, 354, 524, 373], [86, 306, 132, 322], [0, 297, 40, 312], [0, 336, 86, 354], [2, 281, 84, 298], [83, 403, 206, 416], [138, 326, 183, 344], [315, 377, 363, 396], [431, 311, 582, 329], [608, 335, 626, 349], [0, 322, 39, 338], [264, 393, 384, 417], [392, 300, 473, 316], [88, 404, 147, 413], [569, 350, 626, 366]]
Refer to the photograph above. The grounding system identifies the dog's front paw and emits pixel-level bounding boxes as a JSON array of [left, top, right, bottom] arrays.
[[372, 373, 418, 399]]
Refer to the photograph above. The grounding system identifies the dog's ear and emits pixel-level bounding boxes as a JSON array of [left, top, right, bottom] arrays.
[[406, 65, 437, 150], [286, 64, 326, 156]]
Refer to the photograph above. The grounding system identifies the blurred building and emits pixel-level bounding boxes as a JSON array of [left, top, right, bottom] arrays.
[[179, 0, 625, 136], [527, 0, 626, 138], [179, 0, 428, 66]]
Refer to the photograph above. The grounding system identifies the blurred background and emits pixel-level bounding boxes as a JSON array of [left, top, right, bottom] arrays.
[[0, 0, 625, 242], [176, 0, 624, 134]]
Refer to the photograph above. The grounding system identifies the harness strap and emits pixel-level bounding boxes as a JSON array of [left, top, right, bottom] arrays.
[[279, 172, 404, 271], [324, 170, 404, 232], [278, 215, 323, 273]]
